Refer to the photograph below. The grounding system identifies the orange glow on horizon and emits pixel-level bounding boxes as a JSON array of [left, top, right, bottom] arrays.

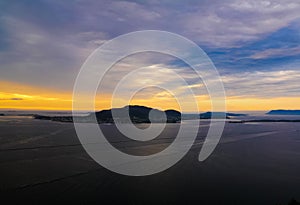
[[1, 81, 299, 112], [0, 81, 72, 110]]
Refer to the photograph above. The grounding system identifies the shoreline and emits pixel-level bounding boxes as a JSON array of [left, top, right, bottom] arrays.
[[229, 119, 300, 123]]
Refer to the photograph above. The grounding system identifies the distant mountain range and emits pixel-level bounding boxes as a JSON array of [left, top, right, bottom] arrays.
[[230, 109, 300, 123], [267, 110, 300, 115]]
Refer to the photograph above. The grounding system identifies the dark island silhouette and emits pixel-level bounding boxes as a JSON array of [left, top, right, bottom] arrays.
[[230, 109, 300, 123], [34, 105, 181, 123], [94, 105, 181, 123], [199, 112, 247, 119], [33, 108, 300, 124], [34, 105, 249, 123], [267, 110, 300, 115]]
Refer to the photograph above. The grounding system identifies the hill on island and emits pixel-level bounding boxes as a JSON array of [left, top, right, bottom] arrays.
[[267, 110, 300, 115], [94, 105, 181, 123], [34, 105, 181, 123]]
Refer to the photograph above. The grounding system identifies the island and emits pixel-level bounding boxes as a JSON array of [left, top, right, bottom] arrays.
[[34, 115, 73, 122], [229, 109, 300, 123], [267, 110, 300, 115], [34, 105, 181, 123], [229, 119, 300, 123], [199, 112, 247, 119]]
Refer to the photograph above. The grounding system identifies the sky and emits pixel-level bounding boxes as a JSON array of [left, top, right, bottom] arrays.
[[0, 0, 300, 111]]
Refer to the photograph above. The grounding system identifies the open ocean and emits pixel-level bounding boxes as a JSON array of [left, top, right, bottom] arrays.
[[0, 111, 299, 204]]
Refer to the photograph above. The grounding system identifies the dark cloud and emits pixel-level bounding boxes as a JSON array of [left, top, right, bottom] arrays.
[[0, 98, 23, 101]]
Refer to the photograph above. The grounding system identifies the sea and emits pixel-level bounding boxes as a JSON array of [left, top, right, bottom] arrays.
[[0, 110, 299, 205]]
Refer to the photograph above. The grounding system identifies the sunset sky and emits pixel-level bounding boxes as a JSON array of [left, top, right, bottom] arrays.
[[0, 0, 300, 112]]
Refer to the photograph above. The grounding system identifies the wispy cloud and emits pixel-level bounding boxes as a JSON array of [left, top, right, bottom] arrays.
[[222, 69, 300, 98], [0, 98, 23, 101], [249, 46, 300, 59]]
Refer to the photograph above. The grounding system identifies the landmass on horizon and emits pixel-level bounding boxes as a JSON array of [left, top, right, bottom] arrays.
[[34, 105, 181, 123], [267, 110, 300, 115], [33, 105, 246, 123], [3, 107, 300, 124]]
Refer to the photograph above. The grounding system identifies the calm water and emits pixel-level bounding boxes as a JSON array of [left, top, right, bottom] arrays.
[[0, 114, 299, 204]]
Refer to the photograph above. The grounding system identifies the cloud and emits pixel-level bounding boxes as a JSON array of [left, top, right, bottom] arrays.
[[0, 0, 299, 105], [0, 16, 108, 91], [3, 0, 300, 47], [151, 1, 298, 47], [249, 46, 300, 59], [0, 98, 23, 101], [10, 98, 23, 100], [222, 69, 300, 98]]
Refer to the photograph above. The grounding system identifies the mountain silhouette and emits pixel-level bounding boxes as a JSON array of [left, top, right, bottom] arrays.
[[34, 105, 181, 123], [93, 105, 181, 123], [267, 110, 300, 115]]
